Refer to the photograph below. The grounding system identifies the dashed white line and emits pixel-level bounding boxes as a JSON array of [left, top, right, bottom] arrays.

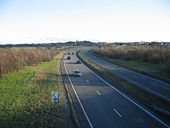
[[64, 61, 94, 128], [114, 109, 122, 117], [79, 57, 169, 128], [96, 90, 101, 95]]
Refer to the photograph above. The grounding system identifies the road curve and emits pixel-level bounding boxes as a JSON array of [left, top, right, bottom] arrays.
[[79, 48, 170, 102], [62, 48, 169, 128]]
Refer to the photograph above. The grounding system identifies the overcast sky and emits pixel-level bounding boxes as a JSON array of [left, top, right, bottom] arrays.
[[0, 0, 170, 44]]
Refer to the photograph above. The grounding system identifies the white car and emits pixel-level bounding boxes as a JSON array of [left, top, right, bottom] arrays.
[[72, 69, 82, 77]]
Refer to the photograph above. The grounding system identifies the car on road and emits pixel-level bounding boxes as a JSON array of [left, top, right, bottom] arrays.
[[67, 56, 71, 60], [72, 53, 74, 55], [67, 53, 70, 55], [72, 69, 81, 77], [75, 60, 81, 64]]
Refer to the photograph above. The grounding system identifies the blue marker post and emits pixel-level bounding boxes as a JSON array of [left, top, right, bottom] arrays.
[[51, 91, 58, 102]]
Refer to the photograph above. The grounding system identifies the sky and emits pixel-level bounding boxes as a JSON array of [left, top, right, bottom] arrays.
[[0, 0, 170, 44]]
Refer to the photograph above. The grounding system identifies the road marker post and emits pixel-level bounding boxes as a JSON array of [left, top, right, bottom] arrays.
[[51, 90, 58, 102]]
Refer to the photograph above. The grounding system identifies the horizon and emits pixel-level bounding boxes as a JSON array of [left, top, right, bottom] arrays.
[[1, 40, 170, 46], [0, 0, 170, 44]]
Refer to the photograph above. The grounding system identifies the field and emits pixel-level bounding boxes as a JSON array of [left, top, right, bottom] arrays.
[[92, 45, 170, 80], [0, 52, 67, 128], [0, 47, 58, 78]]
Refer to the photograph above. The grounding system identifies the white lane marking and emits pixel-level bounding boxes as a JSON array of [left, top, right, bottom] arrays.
[[79, 58, 169, 128], [86, 80, 89, 83], [96, 90, 101, 95], [64, 61, 94, 128], [114, 109, 122, 117]]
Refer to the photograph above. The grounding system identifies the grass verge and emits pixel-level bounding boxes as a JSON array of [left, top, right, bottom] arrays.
[[60, 53, 81, 128], [0, 52, 67, 128], [77, 51, 170, 122], [90, 51, 170, 82]]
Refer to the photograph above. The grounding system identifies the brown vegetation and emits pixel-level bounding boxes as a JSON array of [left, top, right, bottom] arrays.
[[0, 47, 58, 78], [92, 45, 170, 64]]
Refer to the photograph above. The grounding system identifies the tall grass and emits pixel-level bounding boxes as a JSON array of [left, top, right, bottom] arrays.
[[0, 47, 58, 78], [92, 45, 170, 78], [92, 45, 170, 64]]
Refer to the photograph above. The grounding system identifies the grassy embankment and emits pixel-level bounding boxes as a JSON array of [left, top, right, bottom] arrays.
[[77, 52, 170, 121], [0, 52, 67, 128]]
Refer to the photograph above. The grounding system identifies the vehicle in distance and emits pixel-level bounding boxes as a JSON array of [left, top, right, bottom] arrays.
[[72, 69, 81, 77], [72, 53, 74, 55], [67, 53, 70, 55], [75, 60, 81, 64], [67, 56, 71, 60]]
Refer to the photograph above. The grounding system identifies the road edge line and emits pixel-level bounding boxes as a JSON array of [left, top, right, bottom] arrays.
[[60, 52, 81, 128], [63, 61, 94, 128]]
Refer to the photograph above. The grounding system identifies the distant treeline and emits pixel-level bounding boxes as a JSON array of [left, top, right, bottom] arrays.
[[92, 45, 170, 64], [0, 41, 94, 48], [0, 47, 58, 78]]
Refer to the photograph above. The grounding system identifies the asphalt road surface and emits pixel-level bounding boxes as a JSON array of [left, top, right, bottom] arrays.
[[62, 48, 169, 128], [79, 48, 170, 102]]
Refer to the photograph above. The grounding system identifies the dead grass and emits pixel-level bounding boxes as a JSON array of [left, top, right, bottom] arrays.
[[92, 45, 170, 64], [0, 47, 58, 78]]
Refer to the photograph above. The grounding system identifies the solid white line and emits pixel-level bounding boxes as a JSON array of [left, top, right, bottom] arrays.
[[96, 90, 101, 95], [86, 80, 89, 83], [64, 61, 94, 128], [79, 57, 169, 128], [114, 109, 122, 117]]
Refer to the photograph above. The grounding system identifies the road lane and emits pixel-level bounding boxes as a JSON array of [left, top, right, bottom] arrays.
[[63, 49, 169, 128], [64, 62, 93, 128], [79, 49, 170, 102]]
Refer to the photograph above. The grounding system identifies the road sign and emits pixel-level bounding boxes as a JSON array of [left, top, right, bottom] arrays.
[[51, 91, 58, 102]]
